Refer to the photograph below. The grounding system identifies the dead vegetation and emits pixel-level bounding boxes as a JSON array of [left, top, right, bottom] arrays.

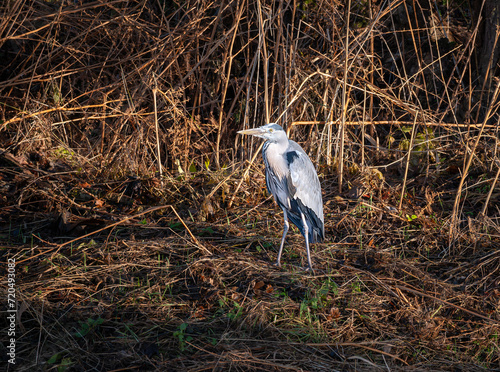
[[1, 0, 500, 370]]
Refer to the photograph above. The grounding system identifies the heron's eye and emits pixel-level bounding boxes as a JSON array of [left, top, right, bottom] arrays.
[[269, 128, 274, 133]]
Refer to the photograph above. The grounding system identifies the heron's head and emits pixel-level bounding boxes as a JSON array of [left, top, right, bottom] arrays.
[[237, 123, 287, 143]]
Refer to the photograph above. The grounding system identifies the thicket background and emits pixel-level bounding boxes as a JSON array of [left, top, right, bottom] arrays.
[[1, 0, 500, 371]]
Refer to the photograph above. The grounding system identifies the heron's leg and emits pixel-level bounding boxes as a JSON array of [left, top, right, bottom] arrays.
[[275, 209, 289, 267], [301, 212, 314, 272]]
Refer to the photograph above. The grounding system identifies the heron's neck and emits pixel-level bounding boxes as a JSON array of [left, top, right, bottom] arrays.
[[267, 136, 289, 154], [264, 140, 289, 179]]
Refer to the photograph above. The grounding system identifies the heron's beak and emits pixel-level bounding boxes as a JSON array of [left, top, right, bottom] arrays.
[[237, 127, 265, 137]]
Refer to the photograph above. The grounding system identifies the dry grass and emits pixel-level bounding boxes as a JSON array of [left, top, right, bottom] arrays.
[[1, 0, 500, 371]]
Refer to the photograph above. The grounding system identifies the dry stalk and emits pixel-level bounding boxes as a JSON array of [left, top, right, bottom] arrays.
[[229, 141, 264, 208], [291, 120, 499, 129], [153, 74, 162, 179], [339, 0, 351, 193], [257, 0, 270, 123], [481, 158, 500, 216], [215, 2, 245, 169], [450, 80, 500, 240], [398, 116, 418, 210]]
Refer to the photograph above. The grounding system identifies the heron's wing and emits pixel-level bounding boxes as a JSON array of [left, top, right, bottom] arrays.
[[262, 141, 293, 210], [264, 162, 292, 210], [286, 141, 324, 240]]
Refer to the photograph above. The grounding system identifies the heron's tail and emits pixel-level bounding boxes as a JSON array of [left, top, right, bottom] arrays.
[[288, 199, 324, 243]]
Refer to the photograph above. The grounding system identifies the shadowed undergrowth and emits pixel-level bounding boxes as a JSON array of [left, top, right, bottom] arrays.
[[1, 165, 499, 371]]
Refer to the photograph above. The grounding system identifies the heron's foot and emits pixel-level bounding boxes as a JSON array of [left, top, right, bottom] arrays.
[[274, 260, 281, 268], [304, 265, 315, 275]]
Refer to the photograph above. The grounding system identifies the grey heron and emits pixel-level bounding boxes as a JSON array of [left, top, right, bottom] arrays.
[[238, 123, 324, 271]]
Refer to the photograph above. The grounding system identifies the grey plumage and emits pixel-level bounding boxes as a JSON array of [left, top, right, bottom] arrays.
[[238, 123, 324, 271]]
